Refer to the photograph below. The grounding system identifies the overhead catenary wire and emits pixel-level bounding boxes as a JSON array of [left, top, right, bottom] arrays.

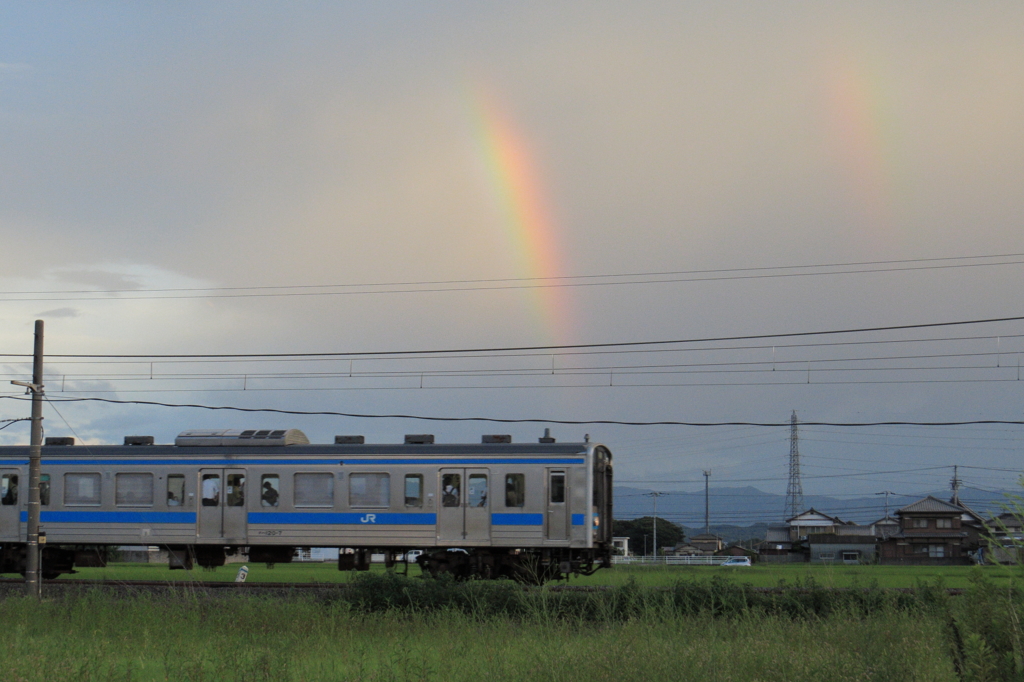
[[1, 313, 1022, 359], [4, 347, 1023, 383], [4, 331, 1021, 367]]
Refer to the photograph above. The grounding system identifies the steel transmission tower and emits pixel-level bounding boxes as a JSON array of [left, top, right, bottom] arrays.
[[785, 410, 804, 519]]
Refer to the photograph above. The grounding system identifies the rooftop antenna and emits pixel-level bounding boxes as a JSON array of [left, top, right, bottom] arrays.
[[785, 410, 804, 519]]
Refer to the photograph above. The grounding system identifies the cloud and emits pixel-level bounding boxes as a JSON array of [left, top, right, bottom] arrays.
[[50, 268, 144, 291], [36, 307, 79, 319]]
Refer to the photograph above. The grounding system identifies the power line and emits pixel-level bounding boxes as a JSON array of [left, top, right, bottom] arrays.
[[5, 252, 1023, 302], [0, 418, 29, 432], [6, 376, 1024, 394], [1, 313, 1022, 360], [6, 347, 1022, 382], [4, 331, 1021, 366], [3, 395, 1022, 426]]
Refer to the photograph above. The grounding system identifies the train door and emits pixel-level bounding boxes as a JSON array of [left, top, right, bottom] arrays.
[[0, 469, 21, 542], [197, 468, 247, 542], [545, 469, 568, 541], [437, 468, 490, 544]]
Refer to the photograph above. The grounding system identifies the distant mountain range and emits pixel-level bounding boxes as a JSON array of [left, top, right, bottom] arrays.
[[613, 485, 1017, 534]]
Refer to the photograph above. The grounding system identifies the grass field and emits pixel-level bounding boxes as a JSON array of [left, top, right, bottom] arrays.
[[2, 566, 1020, 680], [7, 559, 1020, 589], [0, 580, 964, 681]]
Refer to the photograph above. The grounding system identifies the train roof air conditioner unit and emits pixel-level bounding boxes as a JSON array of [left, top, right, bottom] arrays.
[[175, 429, 310, 447]]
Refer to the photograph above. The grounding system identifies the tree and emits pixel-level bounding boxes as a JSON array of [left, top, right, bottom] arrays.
[[613, 516, 685, 556]]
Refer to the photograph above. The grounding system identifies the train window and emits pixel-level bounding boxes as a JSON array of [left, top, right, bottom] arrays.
[[40, 474, 50, 506], [505, 474, 525, 508], [550, 472, 566, 504], [0, 474, 17, 505], [201, 474, 221, 506], [260, 475, 280, 507], [167, 475, 185, 506], [404, 474, 423, 507], [468, 474, 488, 508], [116, 473, 154, 507], [65, 473, 101, 506], [441, 473, 461, 507], [349, 473, 390, 507], [226, 473, 245, 507], [294, 473, 333, 507]]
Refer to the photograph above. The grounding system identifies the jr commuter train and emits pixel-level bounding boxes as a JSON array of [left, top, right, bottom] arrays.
[[0, 428, 614, 582]]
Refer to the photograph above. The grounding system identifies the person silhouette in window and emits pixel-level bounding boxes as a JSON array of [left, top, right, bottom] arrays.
[[442, 484, 459, 507], [202, 477, 220, 506], [261, 480, 279, 507]]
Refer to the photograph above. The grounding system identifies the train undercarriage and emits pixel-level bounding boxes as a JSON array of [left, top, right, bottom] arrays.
[[1, 543, 612, 584]]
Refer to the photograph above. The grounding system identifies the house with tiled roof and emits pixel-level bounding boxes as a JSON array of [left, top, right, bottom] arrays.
[[785, 509, 844, 541], [870, 515, 900, 540], [878, 496, 974, 565]]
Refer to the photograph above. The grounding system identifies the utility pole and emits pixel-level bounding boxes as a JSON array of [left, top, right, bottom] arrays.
[[12, 320, 44, 598], [703, 470, 711, 535], [950, 465, 962, 506], [876, 490, 893, 520], [646, 492, 663, 559]]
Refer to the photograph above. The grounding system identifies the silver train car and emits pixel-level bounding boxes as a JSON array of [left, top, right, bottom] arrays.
[[0, 428, 614, 582]]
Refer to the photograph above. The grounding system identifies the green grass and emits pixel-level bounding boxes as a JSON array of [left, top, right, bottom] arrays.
[[4, 568, 1023, 680], [0, 587, 958, 681], [575, 562, 1024, 589]]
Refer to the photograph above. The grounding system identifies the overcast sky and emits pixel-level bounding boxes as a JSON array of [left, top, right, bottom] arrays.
[[2, 3, 1023, 510]]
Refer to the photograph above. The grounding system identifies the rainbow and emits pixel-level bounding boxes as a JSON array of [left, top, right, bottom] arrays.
[[470, 88, 571, 343], [823, 54, 898, 241]]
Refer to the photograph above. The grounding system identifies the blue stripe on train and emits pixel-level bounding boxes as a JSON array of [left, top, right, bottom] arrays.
[[491, 513, 544, 526], [248, 512, 437, 525], [16, 510, 586, 526], [21, 511, 196, 523], [35, 457, 586, 466]]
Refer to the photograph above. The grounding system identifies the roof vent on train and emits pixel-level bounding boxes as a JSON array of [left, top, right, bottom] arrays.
[[482, 435, 511, 444], [335, 435, 365, 444], [175, 429, 310, 447], [124, 435, 155, 446], [404, 434, 435, 444], [538, 428, 556, 443], [44, 436, 75, 446]]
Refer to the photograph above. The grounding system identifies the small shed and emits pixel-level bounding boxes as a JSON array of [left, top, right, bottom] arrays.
[[690, 533, 724, 554], [807, 534, 877, 564]]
